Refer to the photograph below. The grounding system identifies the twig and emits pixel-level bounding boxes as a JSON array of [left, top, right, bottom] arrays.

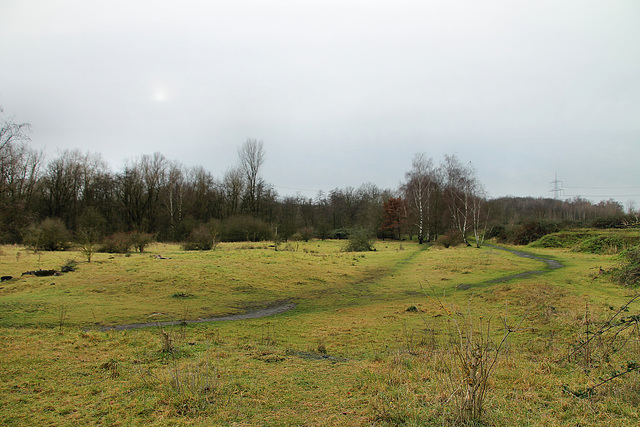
[[559, 293, 640, 363]]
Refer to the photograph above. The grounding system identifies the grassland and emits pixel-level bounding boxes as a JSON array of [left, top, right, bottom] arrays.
[[1, 237, 639, 426]]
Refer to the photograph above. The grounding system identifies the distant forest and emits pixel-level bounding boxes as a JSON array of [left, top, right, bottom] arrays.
[[1, 106, 636, 249]]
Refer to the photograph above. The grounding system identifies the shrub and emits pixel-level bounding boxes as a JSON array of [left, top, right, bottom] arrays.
[[130, 232, 154, 253], [510, 220, 559, 245], [182, 225, 213, 251], [614, 247, 640, 287], [329, 229, 349, 240], [76, 208, 106, 262], [530, 231, 595, 249], [343, 229, 375, 252], [591, 215, 627, 229], [485, 224, 508, 242], [221, 215, 272, 242], [573, 234, 640, 254], [22, 218, 71, 251], [173, 216, 200, 242], [99, 232, 133, 253], [298, 227, 314, 242], [435, 231, 463, 248]]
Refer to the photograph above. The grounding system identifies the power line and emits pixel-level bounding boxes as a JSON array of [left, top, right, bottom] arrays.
[[564, 186, 640, 190], [272, 185, 321, 193], [549, 173, 564, 199], [549, 174, 639, 200], [564, 194, 640, 198]]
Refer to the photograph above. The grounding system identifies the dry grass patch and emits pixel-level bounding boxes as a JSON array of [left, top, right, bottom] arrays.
[[2, 239, 639, 425]]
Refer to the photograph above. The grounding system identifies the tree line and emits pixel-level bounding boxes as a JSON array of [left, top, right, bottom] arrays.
[[1, 106, 634, 249]]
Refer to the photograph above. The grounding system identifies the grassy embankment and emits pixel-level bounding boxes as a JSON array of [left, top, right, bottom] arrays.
[[1, 233, 639, 426]]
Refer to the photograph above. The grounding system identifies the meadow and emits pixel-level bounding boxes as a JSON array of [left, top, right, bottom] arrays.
[[1, 237, 639, 426]]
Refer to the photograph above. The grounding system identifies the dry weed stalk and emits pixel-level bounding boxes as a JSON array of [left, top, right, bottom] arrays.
[[161, 329, 175, 353], [562, 293, 640, 398], [421, 283, 528, 423], [170, 357, 218, 395]]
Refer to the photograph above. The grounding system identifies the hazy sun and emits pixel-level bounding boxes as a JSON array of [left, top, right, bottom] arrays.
[[154, 90, 167, 102]]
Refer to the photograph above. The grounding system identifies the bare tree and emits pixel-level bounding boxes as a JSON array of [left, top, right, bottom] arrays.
[[164, 161, 185, 239], [77, 207, 106, 262], [238, 138, 265, 215], [0, 106, 31, 152], [222, 167, 245, 217], [443, 155, 480, 246], [404, 153, 441, 244], [185, 166, 221, 220], [0, 106, 41, 241], [470, 184, 489, 248], [141, 152, 168, 231]]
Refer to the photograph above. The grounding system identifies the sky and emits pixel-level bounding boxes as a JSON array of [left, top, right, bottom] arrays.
[[1, 0, 639, 207]]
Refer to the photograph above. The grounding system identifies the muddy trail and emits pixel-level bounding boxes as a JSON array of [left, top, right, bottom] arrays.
[[99, 244, 561, 330], [99, 303, 296, 332], [476, 244, 563, 285], [97, 246, 430, 331]]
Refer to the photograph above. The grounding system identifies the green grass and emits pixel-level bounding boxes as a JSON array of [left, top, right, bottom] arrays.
[[1, 239, 639, 425], [531, 228, 640, 254]]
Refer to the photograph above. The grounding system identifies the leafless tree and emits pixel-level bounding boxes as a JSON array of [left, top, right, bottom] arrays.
[[443, 154, 482, 246], [0, 106, 37, 198], [470, 184, 489, 247], [186, 166, 221, 220], [0, 106, 31, 153], [164, 161, 185, 239], [141, 152, 168, 231], [40, 150, 106, 227], [0, 106, 41, 241], [238, 138, 265, 215], [222, 167, 245, 217], [404, 153, 441, 244]]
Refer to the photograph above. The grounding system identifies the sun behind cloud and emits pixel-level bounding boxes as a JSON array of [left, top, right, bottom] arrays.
[[153, 89, 168, 102]]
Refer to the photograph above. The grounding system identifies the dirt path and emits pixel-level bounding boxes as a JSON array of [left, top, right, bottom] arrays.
[[99, 244, 559, 330], [99, 303, 296, 331], [482, 244, 563, 284]]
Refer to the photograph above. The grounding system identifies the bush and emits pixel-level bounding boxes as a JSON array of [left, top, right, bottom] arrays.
[[485, 225, 508, 242], [173, 216, 200, 242], [221, 215, 272, 242], [343, 229, 375, 252], [613, 247, 640, 287], [573, 234, 640, 254], [530, 231, 595, 249], [329, 229, 349, 240], [22, 218, 71, 251], [99, 232, 133, 253], [591, 215, 627, 229], [182, 225, 213, 251], [76, 208, 106, 262], [435, 231, 463, 248], [298, 227, 314, 242], [510, 220, 559, 245], [130, 232, 154, 253]]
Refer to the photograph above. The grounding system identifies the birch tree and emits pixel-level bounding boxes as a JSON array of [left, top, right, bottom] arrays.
[[443, 155, 486, 246], [404, 153, 440, 244]]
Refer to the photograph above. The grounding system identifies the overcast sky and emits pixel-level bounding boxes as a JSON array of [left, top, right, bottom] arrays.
[[1, 0, 639, 206]]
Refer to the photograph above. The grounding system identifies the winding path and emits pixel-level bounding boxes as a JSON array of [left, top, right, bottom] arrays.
[[99, 244, 562, 330], [99, 303, 296, 331], [482, 243, 563, 284]]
